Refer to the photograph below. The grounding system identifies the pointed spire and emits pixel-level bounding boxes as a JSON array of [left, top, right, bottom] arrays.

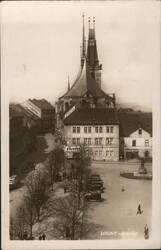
[[93, 17, 95, 29], [81, 13, 86, 68], [68, 76, 70, 91], [82, 13, 86, 58], [88, 17, 91, 30]]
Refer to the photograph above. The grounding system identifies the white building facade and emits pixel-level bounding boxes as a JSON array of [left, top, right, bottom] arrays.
[[63, 108, 119, 161], [123, 128, 152, 159]]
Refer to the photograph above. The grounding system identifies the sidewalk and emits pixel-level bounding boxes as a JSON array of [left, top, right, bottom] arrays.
[[92, 159, 152, 166]]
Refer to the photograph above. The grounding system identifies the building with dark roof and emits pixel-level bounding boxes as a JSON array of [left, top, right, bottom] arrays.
[[118, 111, 152, 160], [55, 16, 152, 161], [56, 16, 116, 129], [63, 108, 119, 161], [9, 106, 36, 175], [23, 99, 55, 132]]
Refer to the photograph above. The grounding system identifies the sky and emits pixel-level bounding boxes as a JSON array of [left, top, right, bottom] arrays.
[[1, 1, 160, 111]]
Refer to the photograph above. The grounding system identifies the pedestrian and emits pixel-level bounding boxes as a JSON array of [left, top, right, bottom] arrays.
[[42, 233, 46, 240], [39, 235, 42, 240], [23, 231, 28, 240], [137, 204, 142, 214], [144, 224, 149, 239]]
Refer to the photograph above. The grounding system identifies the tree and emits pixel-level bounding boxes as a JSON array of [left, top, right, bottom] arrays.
[[10, 207, 26, 240], [46, 146, 65, 189], [24, 166, 49, 222], [48, 191, 89, 240], [74, 144, 91, 207]]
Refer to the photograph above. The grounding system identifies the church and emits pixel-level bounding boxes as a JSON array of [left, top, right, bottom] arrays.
[[55, 15, 116, 129], [55, 15, 152, 162]]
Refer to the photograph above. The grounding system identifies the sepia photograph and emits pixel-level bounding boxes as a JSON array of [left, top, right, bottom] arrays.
[[1, 0, 161, 249]]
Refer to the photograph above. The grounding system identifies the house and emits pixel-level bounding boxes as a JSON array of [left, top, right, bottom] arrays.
[[9, 106, 36, 175], [22, 98, 55, 132], [118, 112, 152, 160], [63, 108, 119, 161]]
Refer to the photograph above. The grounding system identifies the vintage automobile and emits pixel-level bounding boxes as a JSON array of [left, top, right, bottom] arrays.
[[86, 174, 105, 193], [85, 191, 102, 201]]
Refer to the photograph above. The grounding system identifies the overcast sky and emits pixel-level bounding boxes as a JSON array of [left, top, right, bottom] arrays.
[[1, 1, 160, 111]]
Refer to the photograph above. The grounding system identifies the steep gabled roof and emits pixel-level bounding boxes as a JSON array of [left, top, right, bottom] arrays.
[[118, 111, 152, 136], [64, 108, 119, 125], [61, 60, 110, 99], [29, 99, 55, 111]]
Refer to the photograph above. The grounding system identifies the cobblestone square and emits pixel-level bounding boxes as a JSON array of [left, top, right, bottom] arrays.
[[88, 161, 152, 239]]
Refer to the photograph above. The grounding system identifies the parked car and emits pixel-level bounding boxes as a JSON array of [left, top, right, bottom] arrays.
[[9, 175, 19, 190], [85, 191, 102, 201], [86, 174, 105, 193], [88, 174, 101, 181]]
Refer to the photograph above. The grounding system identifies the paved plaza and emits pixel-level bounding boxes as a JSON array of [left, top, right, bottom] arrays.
[[10, 134, 152, 240], [88, 161, 152, 239]]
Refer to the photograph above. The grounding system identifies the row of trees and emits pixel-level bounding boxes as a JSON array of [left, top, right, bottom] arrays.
[[10, 144, 93, 240]]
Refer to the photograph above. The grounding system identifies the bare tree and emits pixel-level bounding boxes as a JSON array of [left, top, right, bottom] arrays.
[[48, 191, 89, 240], [74, 144, 91, 207], [24, 166, 49, 222], [46, 146, 65, 189], [10, 207, 26, 240]]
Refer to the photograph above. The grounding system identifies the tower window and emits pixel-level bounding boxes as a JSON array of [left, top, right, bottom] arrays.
[[106, 126, 110, 133]]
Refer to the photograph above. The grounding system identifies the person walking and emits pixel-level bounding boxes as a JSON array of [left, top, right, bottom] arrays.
[[137, 204, 142, 214], [39, 235, 42, 240], [144, 224, 149, 239], [42, 233, 46, 240]]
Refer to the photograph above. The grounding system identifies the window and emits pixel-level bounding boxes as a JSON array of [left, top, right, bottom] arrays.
[[73, 127, 76, 133], [84, 127, 87, 133], [95, 127, 99, 133], [106, 138, 113, 145], [99, 138, 103, 144], [72, 138, 80, 145], [88, 127, 91, 133], [132, 140, 136, 147], [85, 138, 91, 145], [72, 138, 76, 144], [84, 138, 87, 144], [76, 138, 80, 145], [110, 126, 114, 133], [88, 138, 91, 145], [77, 127, 80, 133], [95, 138, 99, 145], [106, 126, 110, 133], [99, 126, 103, 133], [139, 128, 142, 135], [145, 139, 149, 147]]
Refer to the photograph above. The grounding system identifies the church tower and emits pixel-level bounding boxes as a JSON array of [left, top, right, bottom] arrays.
[[87, 17, 102, 88]]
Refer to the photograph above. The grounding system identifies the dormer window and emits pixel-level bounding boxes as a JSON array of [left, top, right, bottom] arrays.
[[139, 128, 142, 135]]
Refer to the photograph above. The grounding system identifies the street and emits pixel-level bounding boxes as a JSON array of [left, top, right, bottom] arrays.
[[87, 162, 152, 239], [10, 133, 56, 219], [10, 133, 152, 240]]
